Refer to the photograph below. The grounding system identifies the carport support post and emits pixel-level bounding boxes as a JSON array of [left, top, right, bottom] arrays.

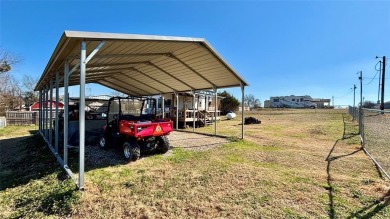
[[79, 41, 86, 190], [241, 83, 245, 139], [64, 60, 69, 166], [45, 85, 49, 141], [214, 88, 217, 136], [43, 87, 46, 138], [39, 90, 42, 133], [161, 94, 165, 119], [49, 79, 53, 146], [175, 92, 179, 130], [193, 91, 196, 132], [55, 72, 59, 153]]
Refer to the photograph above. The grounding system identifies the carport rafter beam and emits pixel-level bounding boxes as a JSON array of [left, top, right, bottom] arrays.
[[68, 63, 80, 77], [131, 67, 177, 92], [83, 67, 137, 74], [68, 40, 105, 77], [118, 72, 164, 94], [147, 62, 195, 90], [87, 61, 148, 68], [84, 41, 106, 64], [69, 71, 123, 80], [168, 54, 216, 88], [68, 52, 170, 60], [110, 75, 153, 95], [72, 71, 121, 80], [100, 79, 141, 96]]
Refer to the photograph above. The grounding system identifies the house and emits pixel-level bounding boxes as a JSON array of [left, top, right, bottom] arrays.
[[151, 91, 223, 127], [30, 101, 64, 111]]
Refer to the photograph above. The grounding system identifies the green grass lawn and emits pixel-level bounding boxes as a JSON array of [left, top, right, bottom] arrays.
[[0, 109, 389, 218]]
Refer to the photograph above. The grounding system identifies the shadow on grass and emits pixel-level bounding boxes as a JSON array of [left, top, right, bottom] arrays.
[[0, 131, 58, 191], [346, 190, 390, 219], [0, 130, 81, 218], [325, 114, 389, 219]]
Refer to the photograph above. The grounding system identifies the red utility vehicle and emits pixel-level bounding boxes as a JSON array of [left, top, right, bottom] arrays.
[[99, 96, 173, 161]]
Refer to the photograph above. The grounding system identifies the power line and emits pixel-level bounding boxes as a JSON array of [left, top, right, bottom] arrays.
[[363, 77, 390, 79], [334, 89, 353, 98], [364, 70, 379, 85]]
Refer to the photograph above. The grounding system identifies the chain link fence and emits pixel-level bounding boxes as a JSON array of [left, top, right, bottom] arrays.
[[350, 106, 390, 179]]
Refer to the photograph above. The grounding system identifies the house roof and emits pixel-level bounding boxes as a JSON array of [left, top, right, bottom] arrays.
[[35, 31, 248, 96]]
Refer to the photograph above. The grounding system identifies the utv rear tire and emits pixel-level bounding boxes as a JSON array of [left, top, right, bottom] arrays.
[[98, 134, 109, 150], [123, 140, 140, 162], [157, 136, 170, 153]]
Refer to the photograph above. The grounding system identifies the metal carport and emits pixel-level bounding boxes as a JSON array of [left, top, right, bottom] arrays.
[[34, 31, 249, 189]]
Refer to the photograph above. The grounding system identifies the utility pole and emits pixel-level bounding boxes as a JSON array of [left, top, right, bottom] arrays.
[[353, 84, 356, 120], [378, 60, 382, 104], [358, 71, 363, 134], [359, 71, 363, 107], [381, 56, 386, 112]]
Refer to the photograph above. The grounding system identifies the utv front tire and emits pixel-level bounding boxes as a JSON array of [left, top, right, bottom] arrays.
[[123, 140, 140, 162], [98, 134, 109, 150], [157, 136, 170, 153]]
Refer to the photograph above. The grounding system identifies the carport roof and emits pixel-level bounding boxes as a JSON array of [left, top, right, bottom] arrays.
[[35, 31, 248, 95]]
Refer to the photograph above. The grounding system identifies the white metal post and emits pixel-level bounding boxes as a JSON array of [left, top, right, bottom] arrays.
[[241, 83, 245, 139], [43, 88, 46, 137], [175, 92, 179, 130], [214, 88, 217, 136], [42, 87, 45, 138], [64, 61, 69, 166], [39, 90, 42, 133], [45, 85, 49, 141], [49, 79, 53, 146], [193, 92, 196, 132], [161, 94, 165, 119], [79, 41, 87, 190], [55, 72, 59, 153]]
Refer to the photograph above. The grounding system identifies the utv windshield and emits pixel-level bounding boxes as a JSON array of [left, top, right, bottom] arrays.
[[120, 98, 156, 117]]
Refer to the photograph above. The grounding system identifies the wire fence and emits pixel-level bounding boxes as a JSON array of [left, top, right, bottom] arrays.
[[349, 106, 390, 179]]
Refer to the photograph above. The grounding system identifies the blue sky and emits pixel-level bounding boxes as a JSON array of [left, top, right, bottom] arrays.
[[1, 0, 389, 106]]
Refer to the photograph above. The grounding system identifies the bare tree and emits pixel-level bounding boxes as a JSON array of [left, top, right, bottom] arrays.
[[244, 94, 261, 108], [0, 49, 22, 73], [21, 75, 38, 108], [0, 73, 22, 115], [0, 49, 23, 115]]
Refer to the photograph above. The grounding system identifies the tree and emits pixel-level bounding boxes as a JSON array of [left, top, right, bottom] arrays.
[[218, 91, 240, 114], [0, 49, 21, 73], [0, 49, 23, 115], [0, 73, 21, 115], [21, 75, 38, 108], [244, 94, 261, 108]]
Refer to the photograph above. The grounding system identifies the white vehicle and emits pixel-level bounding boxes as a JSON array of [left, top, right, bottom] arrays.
[[270, 95, 317, 109]]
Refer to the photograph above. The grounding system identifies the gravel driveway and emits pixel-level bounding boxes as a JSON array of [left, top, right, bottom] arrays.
[[167, 131, 230, 151]]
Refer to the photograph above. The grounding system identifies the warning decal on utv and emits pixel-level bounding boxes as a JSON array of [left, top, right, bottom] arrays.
[[153, 124, 163, 135]]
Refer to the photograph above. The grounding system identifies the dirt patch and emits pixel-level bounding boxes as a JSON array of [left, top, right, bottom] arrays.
[[168, 131, 230, 151]]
